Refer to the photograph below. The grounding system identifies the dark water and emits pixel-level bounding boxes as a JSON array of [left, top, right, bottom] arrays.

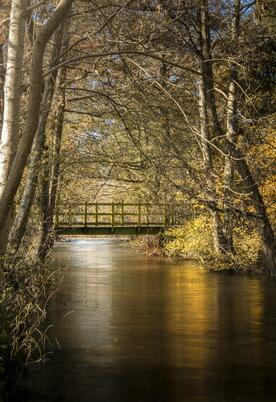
[[28, 239, 276, 401]]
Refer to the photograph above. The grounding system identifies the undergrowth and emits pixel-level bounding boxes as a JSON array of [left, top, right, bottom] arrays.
[[133, 233, 166, 257], [165, 215, 263, 272], [0, 254, 61, 400], [135, 215, 264, 273]]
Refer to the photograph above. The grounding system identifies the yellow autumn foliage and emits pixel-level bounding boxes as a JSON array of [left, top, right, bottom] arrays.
[[165, 216, 214, 260], [165, 216, 263, 271]]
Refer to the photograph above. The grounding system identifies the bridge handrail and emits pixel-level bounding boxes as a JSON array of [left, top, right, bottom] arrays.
[[55, 201, 176, 228]]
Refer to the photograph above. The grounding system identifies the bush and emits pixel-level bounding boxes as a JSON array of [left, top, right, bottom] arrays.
[[133, 234, 165, 257], [165, 215, 263, 272], [165, 215, 215, 260], [232, 222, 262, 270]]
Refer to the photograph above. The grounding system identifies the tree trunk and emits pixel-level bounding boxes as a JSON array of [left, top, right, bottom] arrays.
[[8, 27, 64, 253], [0, 43, 6, 256], [226, 143, 276, 274], [198, 66, 232, 254], [0, 0, 74, 255], [199, 1, 232, 255], [38, 67, 66, 260], [0, 0, 29, 254], [223, 0, 241, 252], [0, 43, 5, 135], [0, 0, 27, 171]]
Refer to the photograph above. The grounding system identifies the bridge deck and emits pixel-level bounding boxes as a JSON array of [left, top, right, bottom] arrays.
[[56, 225, 164, 236]]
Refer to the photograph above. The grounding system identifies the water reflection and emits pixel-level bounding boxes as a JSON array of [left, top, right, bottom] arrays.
[[27, 239, 276, 402]]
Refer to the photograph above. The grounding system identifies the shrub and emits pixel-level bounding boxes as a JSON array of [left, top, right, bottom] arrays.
[[165, 215, 215, 260], [165, 215, 263, 272], [133, 234, 165, 257]]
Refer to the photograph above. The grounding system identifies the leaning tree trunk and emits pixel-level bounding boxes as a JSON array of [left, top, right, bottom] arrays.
[[0, 43, 5, 135], [198, 64, 232, 254], [225, 143, 276, 274], [198, 0, 233, 254], [0, 0, 74, 256], [223, 0, 241, 252], [0, 0, 29, 255], [8, 26, 64, 253], [38, 66, 66, 260]]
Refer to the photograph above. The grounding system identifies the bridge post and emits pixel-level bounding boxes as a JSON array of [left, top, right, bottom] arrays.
[[111, 202, 115, 232], [95, 202, 98, 226], [138, 200, 141, 231], [121, 200, 125, 226], [69, 205, 72, 226], [84, 202, 88, 232]]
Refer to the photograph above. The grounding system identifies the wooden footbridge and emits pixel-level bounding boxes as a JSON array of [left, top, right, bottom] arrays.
[[55, 201, 177, 235]]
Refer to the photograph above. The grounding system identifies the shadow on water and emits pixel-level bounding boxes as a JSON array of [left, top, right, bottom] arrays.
[[22, 239, 276, 401]]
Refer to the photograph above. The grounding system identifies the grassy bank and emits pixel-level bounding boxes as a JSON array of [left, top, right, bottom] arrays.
[[0, 249, 60, 401]]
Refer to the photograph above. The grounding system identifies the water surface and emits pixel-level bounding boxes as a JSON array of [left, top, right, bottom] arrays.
[[29, 239, 276, 401]]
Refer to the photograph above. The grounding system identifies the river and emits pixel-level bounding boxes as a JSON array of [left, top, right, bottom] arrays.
[[27, 239, 276, 401]]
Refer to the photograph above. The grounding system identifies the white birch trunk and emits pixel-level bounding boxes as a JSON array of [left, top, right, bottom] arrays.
[[0, 43, 5, 134], [0, 0, 28, 184], [0, 0, 28, 255], [223, 0, 241, 252]]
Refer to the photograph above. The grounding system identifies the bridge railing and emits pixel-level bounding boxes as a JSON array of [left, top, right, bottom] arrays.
[[55, 202, 176, 228]]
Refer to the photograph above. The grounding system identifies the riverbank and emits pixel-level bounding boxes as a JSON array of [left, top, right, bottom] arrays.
[[133, 215, 266, 274], [0, 254, 60, 401]]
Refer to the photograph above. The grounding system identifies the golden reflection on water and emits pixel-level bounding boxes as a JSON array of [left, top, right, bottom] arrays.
[[52, 242, 266, 368], [246, 279, 264, 330], [163, 266, 265, 369], [164, 266, 219, 368]]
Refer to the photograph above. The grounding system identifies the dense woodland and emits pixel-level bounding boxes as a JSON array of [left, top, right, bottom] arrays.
[[0, 0, 275, 391]]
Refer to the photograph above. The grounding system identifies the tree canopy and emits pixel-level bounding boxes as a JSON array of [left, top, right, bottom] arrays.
[[0, 0, 275, 272]]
